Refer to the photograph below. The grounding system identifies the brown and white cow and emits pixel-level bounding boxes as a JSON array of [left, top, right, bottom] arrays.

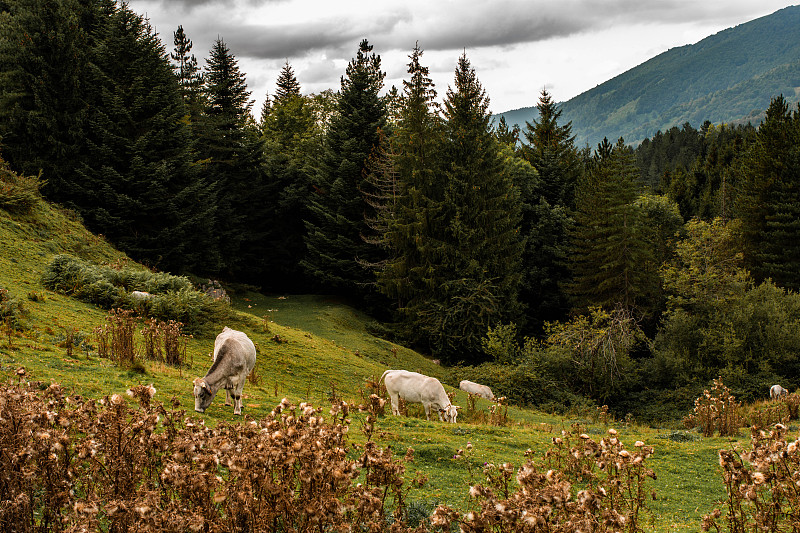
[[193, 327, 256, 415]]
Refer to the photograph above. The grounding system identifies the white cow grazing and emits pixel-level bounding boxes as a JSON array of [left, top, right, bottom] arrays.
[[770, 384, 788, 401], [459, 379, 495, 400], [130, 290, 152, 301], [193, 327, 256, 415], [381, 370, 459, 423]]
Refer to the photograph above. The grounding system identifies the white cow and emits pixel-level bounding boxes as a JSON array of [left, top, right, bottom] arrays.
[[381, 370, 460, 423], [770, 384, 788, 401], [459, 379, 495, 400], [130, 290, 152, 301], [193, 327, 256, 415]]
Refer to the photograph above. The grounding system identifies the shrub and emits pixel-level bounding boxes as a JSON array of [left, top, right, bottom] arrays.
[[684, 378, 742, 437], [0, 380, 421, 532], [703, 424, 800, 532], [42, 254, 230, 334], [0, 156, 42, 213], [433, 428, 656, 533], [481, 323, 520, 364]]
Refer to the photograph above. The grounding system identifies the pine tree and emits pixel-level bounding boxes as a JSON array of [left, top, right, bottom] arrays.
[[736, 96, 800, 290], [517, 89, 582, 332], [521, 89, 582, 207], [258, 91, 271, 129], [273, 60, 301, 104], [374, 43, 444, 313], [302, 39, 387, 299], [198, 37, 266, 280], [0, 0, 93, 204], [170, 25, 203, 127], [76, 3, 216, 272], [260, 71, 321, 291], [567, 138, 655, 315], [409, 52, 523, 361]]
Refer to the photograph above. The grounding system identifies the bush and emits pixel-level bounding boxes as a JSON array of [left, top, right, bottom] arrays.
[[42, 254, 230, 334], [684, 378, 743, 437], [0, 381, 420, 532], [433, 428, 656, 533], [0, 156, 42, 213], [704, 424, 800, 532]]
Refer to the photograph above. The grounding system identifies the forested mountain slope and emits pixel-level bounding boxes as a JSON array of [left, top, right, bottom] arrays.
[[498, 5, 800, 147]]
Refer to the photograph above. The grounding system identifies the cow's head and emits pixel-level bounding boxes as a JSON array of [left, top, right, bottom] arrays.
[[193, 378, 214, 413], [441, 404, 460, 423]]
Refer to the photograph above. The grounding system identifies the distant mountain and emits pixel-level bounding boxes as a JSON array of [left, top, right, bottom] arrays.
[[497, 6, 800, 148]]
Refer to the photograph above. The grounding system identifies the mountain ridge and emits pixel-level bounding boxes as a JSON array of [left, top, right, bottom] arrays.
[[497, 5, 800, 147]]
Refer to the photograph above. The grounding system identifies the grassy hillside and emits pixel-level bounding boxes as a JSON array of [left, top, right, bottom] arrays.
[[497, 6, 800, 147], [0, 195, 772, 531]]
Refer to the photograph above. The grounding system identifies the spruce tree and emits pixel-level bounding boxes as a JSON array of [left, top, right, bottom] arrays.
[[374, 43, 444, 315], [567, 138, 655, 315], [197, 37, 266, 280], [260, 70, 321, 292], [76, 3, 216, 272], [521, 89, 581, 207], [273, 60, 301, 104], [736, 96, 800, 290], [517, 89, 582, 332], [170, 25, 203, 127], [411, 52, 523, 361], [0, 0, 92, 204], [302, 39, 387, 299]]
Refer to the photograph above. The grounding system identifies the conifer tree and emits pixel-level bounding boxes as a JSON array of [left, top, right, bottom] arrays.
[[76, 3, 216, 272], [171, 25, 203, 127], [0, 0, 93, 204], [197, 37, 266, 280], [373, 43, 444, 314], [521, 89, 581, 207], [260, 68, 321, 291], [567, 138, 654, 315], [303, 39, 387, 299], [409, 52, 523, 361], [273, 60, 301, 104], [736, 96, 800, 291], [258, 92, 271, 129], [517, 89, 582, 332]]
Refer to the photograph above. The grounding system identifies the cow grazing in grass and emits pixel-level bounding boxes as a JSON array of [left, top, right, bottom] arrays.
[[381, 369, 459, 423], [193, 327, 256, 415], [459, 380, 495, 400], [770, 384, 788, 401]]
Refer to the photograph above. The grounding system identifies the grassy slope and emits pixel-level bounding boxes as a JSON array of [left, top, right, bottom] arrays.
[[0, 198, 742, 531]]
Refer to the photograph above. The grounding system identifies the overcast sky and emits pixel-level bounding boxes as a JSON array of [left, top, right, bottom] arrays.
[[127, 0, 798, 116]]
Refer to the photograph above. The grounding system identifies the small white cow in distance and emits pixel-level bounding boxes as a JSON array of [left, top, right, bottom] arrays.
[[130, 290, 152, 301], [193, 327, 256, 415], [459, 380, 495, 400], [770, 384, 789, 401], [381, 369, 460, 423]]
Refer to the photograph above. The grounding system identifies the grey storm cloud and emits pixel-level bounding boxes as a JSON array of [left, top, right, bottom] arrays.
[[138, 0, 772, 62]]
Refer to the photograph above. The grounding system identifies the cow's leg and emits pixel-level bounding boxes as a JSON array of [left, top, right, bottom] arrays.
[[232, 383, 245, 415], [225, 389, 233, 406], [389, 393, 400, 416], [423, 402, 431, 421]]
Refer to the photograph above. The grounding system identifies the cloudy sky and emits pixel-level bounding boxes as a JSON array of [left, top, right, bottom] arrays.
[[127, 0, 798, 115]]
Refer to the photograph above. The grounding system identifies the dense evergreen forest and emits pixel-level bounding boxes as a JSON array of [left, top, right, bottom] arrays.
[[2, 0, 800, 421]]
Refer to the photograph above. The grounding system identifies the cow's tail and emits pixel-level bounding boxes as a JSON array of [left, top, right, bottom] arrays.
[[379, 369, 391, 384]]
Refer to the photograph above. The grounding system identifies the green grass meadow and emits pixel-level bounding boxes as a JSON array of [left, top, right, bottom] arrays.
[[0, 199, 750, 531]]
